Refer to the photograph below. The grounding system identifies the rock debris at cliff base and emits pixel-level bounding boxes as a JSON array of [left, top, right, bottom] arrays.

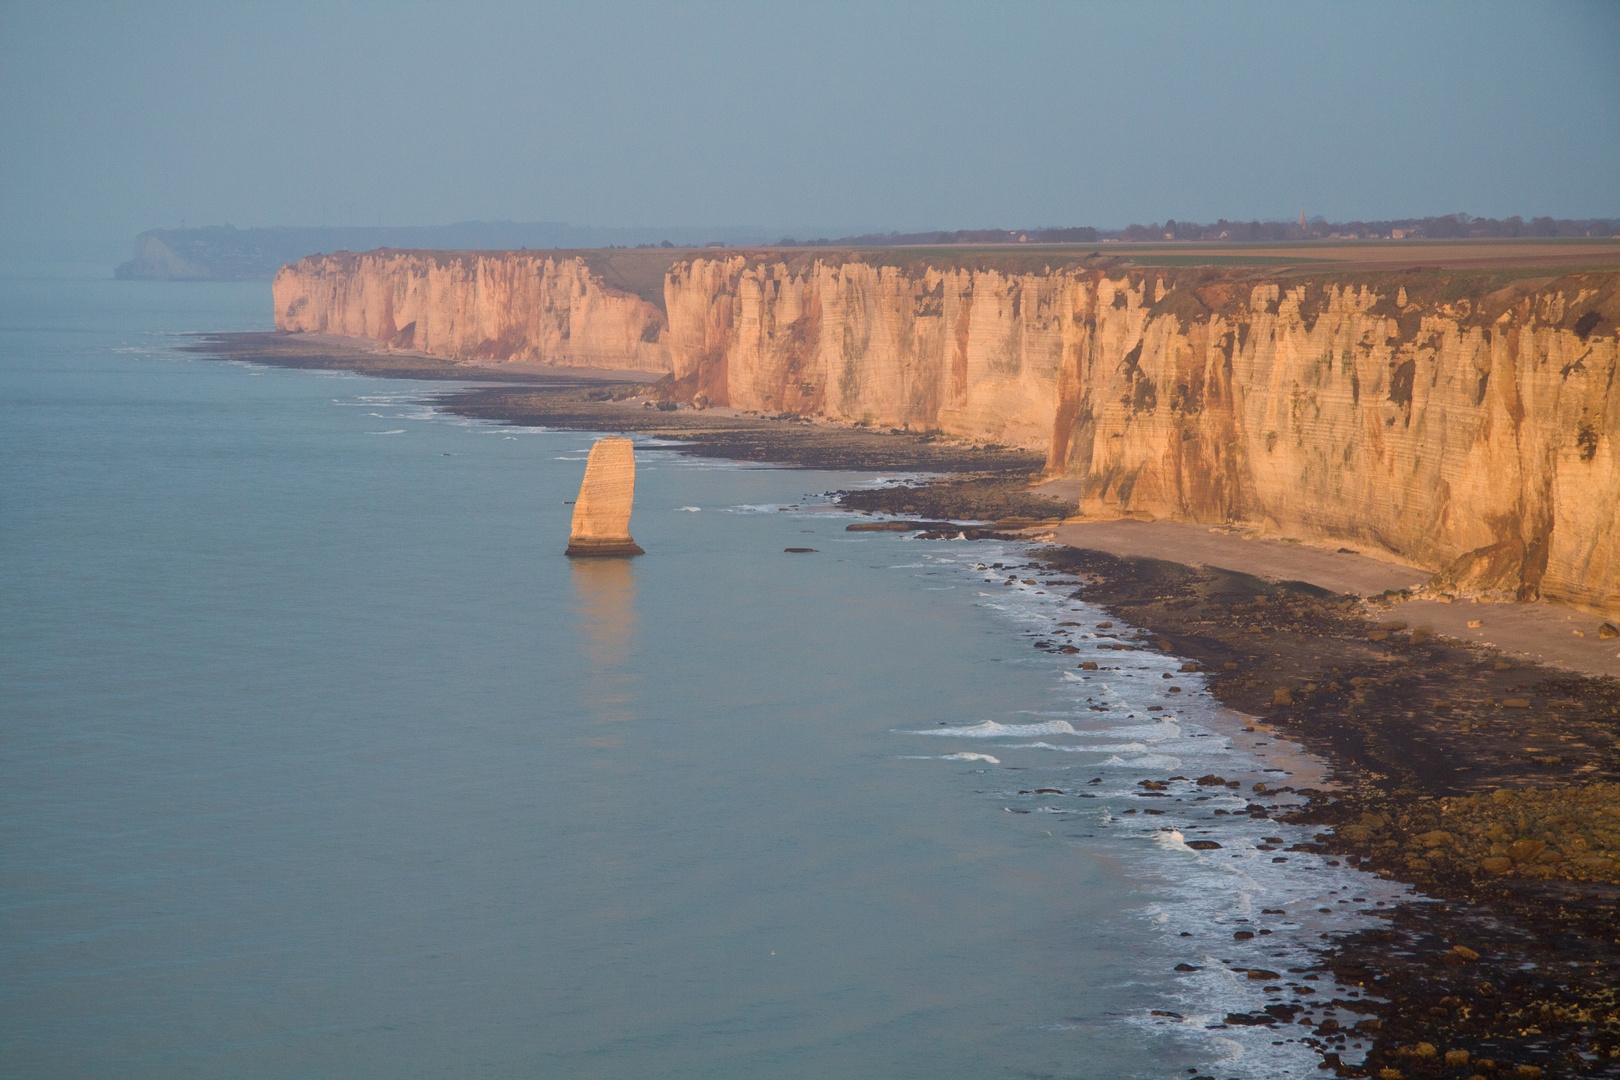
[[186, 333, 1049, 474], [180, 331, 666, 386], [438, 387, 1050, 475], [1030, 544, 1620, 1077]]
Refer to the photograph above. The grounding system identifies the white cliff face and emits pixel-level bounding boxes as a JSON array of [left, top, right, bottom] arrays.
[[274, 250, 670, 371], [1050, 274, 1619, 617], [275, 248, 1619, 613], [662, 257, 1069, 447], [660, 257, 1617, 612]]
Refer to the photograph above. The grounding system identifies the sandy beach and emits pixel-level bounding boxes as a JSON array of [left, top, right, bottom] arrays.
[[1044, 517, 1620, 680]]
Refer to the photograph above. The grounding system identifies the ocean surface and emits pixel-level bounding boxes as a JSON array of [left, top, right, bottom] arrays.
[[0, 278, 1414, 1079]]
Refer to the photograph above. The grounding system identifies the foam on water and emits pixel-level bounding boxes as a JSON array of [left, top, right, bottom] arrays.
[[1006, 740, 1152, 753], [723, 502, 793, 514], [901, 718, 1081, 738], [895, 751, 1003, 764], [1102, 752, 1185, 770], [877, 540, 1422, 1077], [1092, 722, 1185, 741]]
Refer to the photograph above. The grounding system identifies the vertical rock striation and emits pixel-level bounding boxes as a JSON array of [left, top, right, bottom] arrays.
[[566, 437, 644, 557], [656, 257, 1618, 613], [274, 250, 670, 371], [275, 250, 1618, 612]]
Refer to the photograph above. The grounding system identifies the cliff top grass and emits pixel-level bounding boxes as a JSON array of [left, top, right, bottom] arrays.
[[808, 238, 1620, 275], [291, 245, 1620, 331], [299, 236, 1620, 279]]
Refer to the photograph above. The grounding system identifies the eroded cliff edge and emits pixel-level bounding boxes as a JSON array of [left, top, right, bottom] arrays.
[[274, 250, 1619, 613]]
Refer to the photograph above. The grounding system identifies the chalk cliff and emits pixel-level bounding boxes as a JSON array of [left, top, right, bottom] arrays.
[[274, 250, 670, 371], [274, 250, 1619, 613]]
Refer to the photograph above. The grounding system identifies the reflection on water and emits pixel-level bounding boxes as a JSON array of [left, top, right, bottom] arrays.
[[3, 279, 1194, 1079], [570, 556, 639, 726]]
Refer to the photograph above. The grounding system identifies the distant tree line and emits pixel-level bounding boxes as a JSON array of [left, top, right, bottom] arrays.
[[771, 214, 1618, 247], [1120, 214, 1619, 242], [777, 226, 1100, 247]]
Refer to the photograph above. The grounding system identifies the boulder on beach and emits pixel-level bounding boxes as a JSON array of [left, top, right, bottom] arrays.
[[566, 437, 645, 557]]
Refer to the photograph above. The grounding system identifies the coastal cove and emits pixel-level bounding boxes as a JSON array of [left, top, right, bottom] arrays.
[[6, 281, 1617, 1078], [10, 5, 1619, 1078], [194, 322, 1620, 1077], [2, 278, 1400, 1080]]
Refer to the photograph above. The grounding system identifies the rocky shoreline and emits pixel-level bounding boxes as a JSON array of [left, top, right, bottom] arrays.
[[858, 508, 1619, 1077], [184, 332, 1051, 476], [1014, 543, 1620, 1079], [194, 330, 1620, 1078]]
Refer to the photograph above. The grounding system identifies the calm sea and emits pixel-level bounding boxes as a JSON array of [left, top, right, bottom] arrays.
[[0, 278, 1410, 1079]]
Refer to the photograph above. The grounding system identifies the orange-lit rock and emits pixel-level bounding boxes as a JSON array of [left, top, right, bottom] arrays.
[[566, 437, 643, 557], [276, 249, 1618, 613], [657, 258, 1618, 614], [274, 250, 669, 371]]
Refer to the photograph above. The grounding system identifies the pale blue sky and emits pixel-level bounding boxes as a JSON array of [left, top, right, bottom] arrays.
[[3, 0, 1617, 250]]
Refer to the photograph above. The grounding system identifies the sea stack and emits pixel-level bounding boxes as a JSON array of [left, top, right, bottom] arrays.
[[565, 437, 644, 557]]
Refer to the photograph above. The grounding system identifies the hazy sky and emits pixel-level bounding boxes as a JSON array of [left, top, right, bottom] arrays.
[[3, 0, 1617, 248]]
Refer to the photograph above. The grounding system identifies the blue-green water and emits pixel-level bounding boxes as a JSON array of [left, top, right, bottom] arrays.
[[0, 279, 1405, 1078]]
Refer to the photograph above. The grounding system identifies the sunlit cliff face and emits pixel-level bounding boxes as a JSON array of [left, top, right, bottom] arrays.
[[275, 252, 1618, 614], [274, 250, 671, 372]]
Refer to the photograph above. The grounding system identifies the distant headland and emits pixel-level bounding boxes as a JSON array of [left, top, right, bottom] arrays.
[[112, 222, 770, 281]]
